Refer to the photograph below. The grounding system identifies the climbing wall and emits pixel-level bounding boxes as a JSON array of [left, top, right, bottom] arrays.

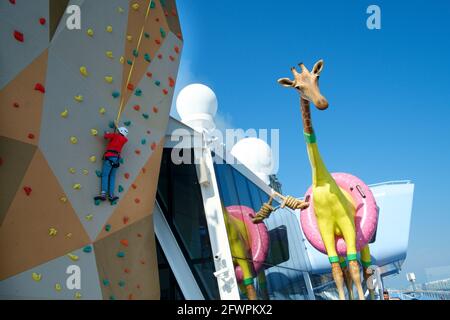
[[0, 0, 183, 299]]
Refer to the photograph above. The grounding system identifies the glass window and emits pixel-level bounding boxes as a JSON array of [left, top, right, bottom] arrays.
[[156, 239, 185, 300]]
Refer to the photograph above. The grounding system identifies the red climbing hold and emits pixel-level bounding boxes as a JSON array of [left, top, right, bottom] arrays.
[[123, 216, 130, 224], [13, 102, 20, 108], [174, 46, 180, 54], [171, 8, 177, 16], [155, 39, 161, 45], [152, 106, 159, 113], [34, 83, 45, 93], [28, 133, 35, 140], [124, 268, 130, 274], [169, 55, 175, 62], [9, 0, 16, 4], [135, 149, 141, 155], [142, 167, 147, 174], [127, 83, 135, 91], [124, 173, 130, 179], [134, 198, 140, 204], [168, 77, 175, 88], [14, 30, 24, 42], [120, 239, 129, 247], [146, 72, 152, 78], [39, 18, 46, 25], [157, 54, 163, 59], [151, 142, 157, 151], [177, 32, 182, 40], [133, 105, 140, 111], [162, 89, 168, 95], [131, 184, 137, 190], [23, 186, 32, 196]]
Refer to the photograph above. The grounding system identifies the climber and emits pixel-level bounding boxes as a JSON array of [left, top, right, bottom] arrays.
[[94, 122, 129, 204]]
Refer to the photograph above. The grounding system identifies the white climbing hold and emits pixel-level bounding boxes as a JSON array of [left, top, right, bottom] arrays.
[[74, 95, 83, 102], [61, 109, 68, 118], [32, 272, 42, 282], [104, 76, 113, 83], [73, 183, 82, 190], [70, 136, 78, 144], [79, 66, 88, 77], [67, 253, 79, 261], [49, 228, 58, 236]]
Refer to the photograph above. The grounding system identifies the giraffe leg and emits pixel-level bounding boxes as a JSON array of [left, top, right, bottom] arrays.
[[339, 219, 365, 300], [361, 244, 375, 300], [318, 220, 346, 300], [339, 257, 354, 300]]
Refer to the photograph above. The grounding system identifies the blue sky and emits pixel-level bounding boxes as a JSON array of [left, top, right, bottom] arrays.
[[172, 0, 450, 288]]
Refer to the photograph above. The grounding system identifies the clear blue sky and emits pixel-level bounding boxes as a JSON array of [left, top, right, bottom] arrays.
[[172, 0, 450, 288]]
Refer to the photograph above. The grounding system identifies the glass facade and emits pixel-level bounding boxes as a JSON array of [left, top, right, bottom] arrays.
[[156, 239, 185, 300]]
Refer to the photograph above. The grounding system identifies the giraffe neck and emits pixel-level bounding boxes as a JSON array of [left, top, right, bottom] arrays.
[[300, 97, 333, 186]]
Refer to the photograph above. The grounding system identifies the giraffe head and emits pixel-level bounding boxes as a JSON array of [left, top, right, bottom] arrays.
[[277, 59, 328, 110]]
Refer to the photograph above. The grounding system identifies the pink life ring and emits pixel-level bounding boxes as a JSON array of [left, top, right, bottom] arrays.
[[300, 173, 378, 256], [226, 205, 270, 282]]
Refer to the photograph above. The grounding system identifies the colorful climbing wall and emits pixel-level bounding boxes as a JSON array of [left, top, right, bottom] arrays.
[[0, 0, 182, 299]]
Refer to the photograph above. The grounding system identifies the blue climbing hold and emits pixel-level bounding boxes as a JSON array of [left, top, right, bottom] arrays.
[[133, 49, 138, 57], [119, 158, 124, 164], [109, 121, 115, 128], [118, 185, 124, 193], [103, 279, 110, 286], [142, 113, 149, 119], [117, 251, 125, 258], [96, 170, 102, 177], [127, 59, 133, 65], [154, 80, 160, 86], [124, 120, 131, 127], [112, 91, 120, 99], [135, 88, 142, 96], [144, 53, 151, 62], [83, 246, 92, 253], [141, 139, 147, 145]]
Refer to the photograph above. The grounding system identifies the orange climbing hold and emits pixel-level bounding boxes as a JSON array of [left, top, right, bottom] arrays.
[[131, 184, 137, 189], [174, 46, 180, 54], [155, 39, 161, 45], [123, 216, 130, 224], [153, 106, 159, 113], [135, 149, 141, 155], [124, 173, 130, 179], [120, 239, 129, 247], [124, 268, 130, 274], [127, 83, 135, 91], [134, 198, 140, 204], [168, 77, 175, 88], [151, 142, 157, 151], [169, 55, 175, 62]]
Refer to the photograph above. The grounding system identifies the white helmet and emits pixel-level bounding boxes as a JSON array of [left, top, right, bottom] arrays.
[[118, 127, 129, 137]]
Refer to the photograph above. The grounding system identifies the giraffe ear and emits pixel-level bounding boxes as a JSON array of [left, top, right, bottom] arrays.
[[312, 59, 324, 75], [278, 78, 294, 87]]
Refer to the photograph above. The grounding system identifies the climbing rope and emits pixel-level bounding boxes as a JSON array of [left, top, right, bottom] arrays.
[[115, 0, 153, 124]]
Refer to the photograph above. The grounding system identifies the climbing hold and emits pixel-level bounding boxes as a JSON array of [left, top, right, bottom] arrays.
[[169, 55, 175, 62], [70, 136, 78, 144], [155, 39, 161, 45], [127, 83, 135, 91], [106, 25, 113, 33], [13, 102, 20, 108], [61, 109, 68, 118], [124, 268, 130, 274], [106, 51, 114, 59], [49, 228, 58, 236], [82, 169, 89, 175], [135, 149, 141, 155], [142, 113, 149, 119], [105, 224, 111, 232], [124, 120, 131, 127], [118, 185, 124, 193], [151, 142, 157, 151], [135, 88, 142, 96], [123, 216, 129, 224], [66, 233, 72, 238], [99, 107, 106, 115], [132, 3, 140, 10], [85, 214, 93, 221], [102, 279, 110, 286], [79, 66, 88, 77], [153, 106, 159, 113], [174, 46, 180, 54], [67, 253, 79, 261], [127, 59, 133, 65], [90, 129, 98, 136], [9, 0, 16, 5], [104, 76, 113, 84], [28, 133, 35, 140], [150, 1, 156, 8], [126, 35, 133, 42], [39, 18, 46, 25], [120, 239, 129, 247], [112, 91, 120, 99], [134, 198, 141, 204], [109, 295, 116, 300], [163, 89, 168, 95], [132, 49, 138, 57], [144, 32, 150, 39], [146, 72, 152, 78], [137, 233, 143, 238], [160, 28, 166, 38], [144, 53, 151, 62], [69, 167, 76, 174], [32, 273, 42, 282], [55, 283, 62, 292], [119, 158, 124, 164], [118, 6, 124, 13], [60, 196, 68, 203], [117, 251, 125, 258], [120, 56, 125, 64], [118, 280, 126, 287], [74, 292, 82, 299], [109, 121, 115, 128], [154, 80, 161, 86], [131, 184, 137, 190], [89, 156, 97, 163], [13, 30, 24, 42], [95, 170, 102, 177], [23, 186, 32, 196], [73, 183, 82, 190], [157, 53, 163, 60], [34, 83, 45, 93], [94, 199, 101, 206], [87, 28, 94, 37], [74, 95, 83, 102], [133, 105, 140, 111], [124, 173, 130, 179], [141, 139, 146, 145], [169, 77, 175, 87], [83, 246, 92, 253]]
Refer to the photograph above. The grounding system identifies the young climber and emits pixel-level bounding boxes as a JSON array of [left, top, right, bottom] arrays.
[[94, 123, 129, 204]]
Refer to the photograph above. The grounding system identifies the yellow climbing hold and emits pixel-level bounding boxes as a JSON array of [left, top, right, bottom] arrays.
[[90, 129, 98, 136], [106, 51, 114, 59], [132, 3, 139, 10], [87, 28, 94, 37], [106, 25, 113, 33], [60, 196, 67, 203], [69, 167, 76, 174], [127, 35, 133, 42], [89, 156, 97, 163], [61, 109, 68, 118], [55, 283, 62, 292], [75, 292, 82, 299], [49, 228, 58, 236], [104, 76, 113, 84], [120, 56, 125, 64], [74, 95, 83, 102], [70, 136, 78, 144], [79, 66, 88, 77], [66, 233, 72, 238], [73, 183, 82, 190], [32, 273, 42, 282], [85, 214, 93, 221], [82, 169, 89, 175], [99, 107, 106, 115], [118, 6, 124, 13], [67, 253, 79, 261]]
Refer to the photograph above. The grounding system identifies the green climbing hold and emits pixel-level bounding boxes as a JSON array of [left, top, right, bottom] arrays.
[[127, 59, 133, 65], [83, 246, 92, 253], [142, 113, 149, 119], [144, 53, 151, 62], [112, 91, 120, 99], [105, 224, 111, 232], [117, 251, 125, 258], [119, 158, 124, 164], [141, 139, 147, 145], [94, 199, 101, 206], [118, 185, 124, 193], [96, 170, 102, 177], [132, 49, 138, 57], [118, 280, 125, 287], [102, 279, 110, 286], [135, 88, 142, 96], [124, 120, 131, 127], [150, 1, 156, 9], [160, 28, 166, 38], [154, 80, 160, 86]]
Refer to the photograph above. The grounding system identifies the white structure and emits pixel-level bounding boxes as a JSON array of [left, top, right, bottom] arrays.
[[176, 83, 218, 133]]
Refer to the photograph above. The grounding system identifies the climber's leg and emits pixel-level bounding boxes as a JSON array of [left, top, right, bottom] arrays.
[[107, 157, 119, 202], [317, 219, 346, 300], [361, 244, 375, 300], [96, 159, 112, 201]]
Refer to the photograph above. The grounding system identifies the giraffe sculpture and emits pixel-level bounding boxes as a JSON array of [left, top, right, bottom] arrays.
[[274, 59, 373, 300]]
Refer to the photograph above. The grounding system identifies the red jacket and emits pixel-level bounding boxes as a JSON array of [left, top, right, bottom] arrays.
[[104, 132, 128, 158]]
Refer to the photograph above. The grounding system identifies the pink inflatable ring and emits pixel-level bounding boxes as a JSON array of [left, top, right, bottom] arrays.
[[226, 205, 270, 282], [300, 173, 378, 256]]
